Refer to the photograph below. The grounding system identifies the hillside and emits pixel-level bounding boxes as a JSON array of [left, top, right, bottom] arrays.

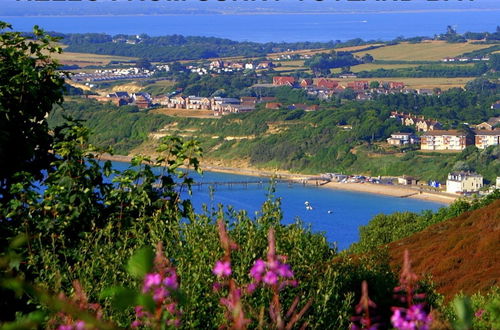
[[388, 199, 500, 299]]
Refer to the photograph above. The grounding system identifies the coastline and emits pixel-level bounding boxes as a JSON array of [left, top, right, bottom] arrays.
[[98, 153, 455, 205]]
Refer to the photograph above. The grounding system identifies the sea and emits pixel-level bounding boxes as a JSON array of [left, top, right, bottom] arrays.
[[111, 161, 444, 251], [2, 6, 500, 42]]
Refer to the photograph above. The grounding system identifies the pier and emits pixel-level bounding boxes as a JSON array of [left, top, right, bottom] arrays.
[[176, 177, 330, 190]]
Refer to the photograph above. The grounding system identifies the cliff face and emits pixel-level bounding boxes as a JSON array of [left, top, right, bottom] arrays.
[[388, 200, 500, 299]]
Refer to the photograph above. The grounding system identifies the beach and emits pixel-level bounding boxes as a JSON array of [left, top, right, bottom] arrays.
[[98, 153, 457, 205]]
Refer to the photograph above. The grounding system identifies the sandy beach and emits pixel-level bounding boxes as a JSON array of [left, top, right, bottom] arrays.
[[323, 182, 456, 204], [97, 153, 456, 205]]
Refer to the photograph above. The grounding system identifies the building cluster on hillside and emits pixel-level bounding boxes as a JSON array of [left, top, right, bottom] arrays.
[[386, 113, 500, 151], [93, 91, 285, 115], [71, 66, 168, 82], [271, 76, 435, 101], [88, 91, 153, 109], [187, 60, 275, 75], [155, 95, 260, 116], [390, 111, 442, 132]]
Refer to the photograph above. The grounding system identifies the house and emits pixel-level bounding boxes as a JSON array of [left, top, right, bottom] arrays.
[[231, 104, 256, 113], [273, 76, 295, 86], [347, 81, 369, 90], [491, 101, 500, 110], [134, 95, 151, 109], [496, 177, 500, 189], [387, 81, 405, 90], [107, 91, 130, 99], [356, 93, 372, 101], [185, 96, 212, 110], [415, 119, 442, 132], [240, 96, 257, 104], [170, 96, 187, 109], [421, 130, 474, 151], [417, 88, 434, 96], [387, 132, 419, 145], [315, 78, 338, 89], [476, 117, 500, 130], [398, 175, 419, 186], [257, 61, 273, 70], [229, 63, 244, 70], [210, 60, 224, 68], [265, 102, 282, 109], [446, 172, 483, 194], [153, 95, 170, 106], [299, 79, 313, 88], [474, 129, 500, 149], [213, 97, 240, 105], [132, 92, 152, 102]]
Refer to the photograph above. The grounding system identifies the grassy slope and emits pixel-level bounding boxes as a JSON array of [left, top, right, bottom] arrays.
[[387, 200, 500, 299]]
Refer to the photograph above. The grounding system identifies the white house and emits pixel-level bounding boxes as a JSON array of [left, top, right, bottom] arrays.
[[387, 132, 419, 145], [446, 172, 483, 194]]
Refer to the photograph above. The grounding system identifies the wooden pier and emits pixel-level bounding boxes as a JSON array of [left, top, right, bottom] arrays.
[[176, 177, 330, 190]]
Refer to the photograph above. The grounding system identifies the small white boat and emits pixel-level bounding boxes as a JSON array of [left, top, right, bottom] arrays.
[[327, 210, 333, 214]]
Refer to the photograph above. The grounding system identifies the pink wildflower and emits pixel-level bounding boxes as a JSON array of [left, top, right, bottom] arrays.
[[391, 305, 432, 330], [250, 259, 266, 281], [153, 286, 168, 302], [213, 260, 232, 277], [163, 272, 178, 289], [263, 271, 278, 285], [277, 263, 294, 278], [143, 273, 162, 292]]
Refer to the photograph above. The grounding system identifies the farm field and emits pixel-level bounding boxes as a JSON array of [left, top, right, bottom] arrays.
[[353, 41, 493, 61], [52, 51, 137, 67], [338, 76, 475, 90]]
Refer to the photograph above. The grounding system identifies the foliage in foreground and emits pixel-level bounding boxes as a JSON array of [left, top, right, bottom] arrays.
[[1, 121, 403, 328]]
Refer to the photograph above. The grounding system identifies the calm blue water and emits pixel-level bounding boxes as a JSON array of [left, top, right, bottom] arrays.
[[110, 161, 444, 250], [2, 11, 500, 42]]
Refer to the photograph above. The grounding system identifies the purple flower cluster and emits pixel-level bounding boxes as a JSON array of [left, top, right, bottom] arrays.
[[249, 258, 297, 290], [213, 260, 232, 278], [142, 270, 179, 302], [391, 305, 432, 330], [132, 269, 181, 328]]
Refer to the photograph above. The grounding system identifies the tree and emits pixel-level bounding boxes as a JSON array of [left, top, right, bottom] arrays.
[[362, 53, 374, 63], [135, 58, 152, 70], [0, 22, 65, 197], [489, 53, 500, 71], [369, 81, 380, 89]]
